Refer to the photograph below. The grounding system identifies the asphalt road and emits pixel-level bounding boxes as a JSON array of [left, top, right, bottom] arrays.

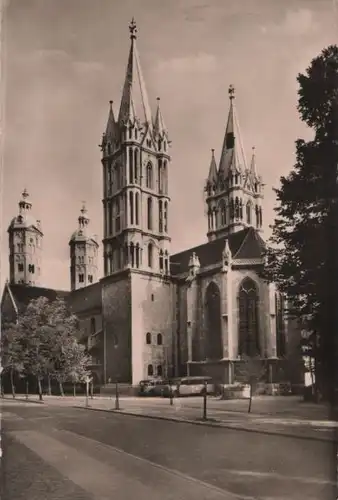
[[1, 401, 336, 500]]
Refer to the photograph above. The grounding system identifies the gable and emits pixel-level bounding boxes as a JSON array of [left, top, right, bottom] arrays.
[[1, 285, 17, 323]]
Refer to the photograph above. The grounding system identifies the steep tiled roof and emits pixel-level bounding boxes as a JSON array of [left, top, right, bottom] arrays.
[[8, 283, 70, 310], [68, 281, 102, 315], [170, 227, 265, 276]]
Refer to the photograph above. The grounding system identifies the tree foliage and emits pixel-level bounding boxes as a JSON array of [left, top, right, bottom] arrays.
[[264, 45, 338, 399], [1, 297, 90, 398]]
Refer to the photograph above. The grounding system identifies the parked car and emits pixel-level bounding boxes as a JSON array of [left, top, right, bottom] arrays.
[[138, 378, 168, 396], [163, 376, 215, 397]]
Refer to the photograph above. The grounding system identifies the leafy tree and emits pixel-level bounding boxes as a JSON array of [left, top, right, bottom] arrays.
[[2, 296, 89, 399], [1, 320, 25, 398], [264, 45, 338, 402]]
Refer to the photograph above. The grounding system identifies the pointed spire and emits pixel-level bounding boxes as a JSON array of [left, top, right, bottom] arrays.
[[207, 149, 218, 185], [118, 19, 153, 129], [218, 85, 247, 178], [154, 97, 167, 138], [105, 100, 116, 139]]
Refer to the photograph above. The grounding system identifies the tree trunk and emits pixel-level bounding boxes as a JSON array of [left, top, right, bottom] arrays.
[[73, 383, 76, 397], [59, 380, 64, 397], [47, 374, 52, 396], [10, 368, 15, 399], [248, 384, 253, 413], [25, 379, 29, 400], [37, 377, 43, 401], [90, 381, 94, 399]]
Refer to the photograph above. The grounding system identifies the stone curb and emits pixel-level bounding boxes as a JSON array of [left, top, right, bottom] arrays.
[[1, 397, 44, 405], [72, 405, 336, 444]]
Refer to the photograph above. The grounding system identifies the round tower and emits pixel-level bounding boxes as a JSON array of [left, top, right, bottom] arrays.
[[69, 203, 99, 291], [7, 189, 43, 286]]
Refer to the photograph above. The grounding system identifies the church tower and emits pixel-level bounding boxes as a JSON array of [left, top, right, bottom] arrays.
[[100, 19, 171, 277], [69, 203, 99, 291], [205, 85, 264, 241], [8, 189, 43, 286]]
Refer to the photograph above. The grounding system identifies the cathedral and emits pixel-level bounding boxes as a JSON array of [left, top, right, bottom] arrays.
[[1, 20, 290, 388]]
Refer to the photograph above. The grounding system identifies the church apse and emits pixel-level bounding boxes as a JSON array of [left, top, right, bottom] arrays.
[[237, 277, 260, 357], [205, 282, 223, 360]]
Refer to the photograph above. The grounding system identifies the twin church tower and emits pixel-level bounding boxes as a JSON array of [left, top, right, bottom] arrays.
[[7, 20, 264, 291]]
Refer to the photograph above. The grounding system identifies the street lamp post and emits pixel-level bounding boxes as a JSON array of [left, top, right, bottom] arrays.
[[114, 344, 120, 411], [202, 380, 208, 421]]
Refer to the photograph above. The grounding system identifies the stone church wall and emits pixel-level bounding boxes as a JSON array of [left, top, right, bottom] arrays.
[[130, 272, 174, 385], [102, 273, 132, 383]]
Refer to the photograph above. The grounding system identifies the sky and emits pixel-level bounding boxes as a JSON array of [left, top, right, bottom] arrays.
[[0, 0, 337, 292]]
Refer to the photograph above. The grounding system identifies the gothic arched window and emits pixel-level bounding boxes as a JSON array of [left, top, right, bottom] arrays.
[[129, 191, 134, 225], [147, 197, 153, 230], [135, 192, 139, 225], [147, 364, 154, 376], [158, 159, 162, 193], [205, 282, 223, 360], [129, 148, 133, 184], [159, 250, 164, 272], [230, 199, 235, 219], [134, 149, 139, 183], [90, 317, 96, 335], [164, 202, 168, 232], [159, 200, 163, 233], [235, 197, 240, 219], [238, 278, 260, 357], [157, 333, 163, 345], [135, 243, 140, 268], [130, 242, 135, 267], [146, 162, 153, 189], [163, 160, 168, 194], [148, 243, 153, 268], [219, 200, 226, 226], [255, 205, 259, 227], [246, 202, 251, 224]]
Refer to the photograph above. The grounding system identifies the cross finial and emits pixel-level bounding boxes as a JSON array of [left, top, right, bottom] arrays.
[[22, 188, 29, 199], [81, 201, 87, 215], [129, 18, 137, 39], [229, 84, 235, 100], [109, 100, 113, 108]]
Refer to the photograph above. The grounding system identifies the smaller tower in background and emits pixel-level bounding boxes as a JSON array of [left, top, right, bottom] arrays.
[[69, 203, 99, 291], [8, 189, 43, 286]]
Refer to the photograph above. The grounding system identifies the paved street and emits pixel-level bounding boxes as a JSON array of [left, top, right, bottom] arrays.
[[1, 399, 336, 500]]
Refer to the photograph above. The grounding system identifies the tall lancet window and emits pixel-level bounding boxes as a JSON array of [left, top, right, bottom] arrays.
[[238, 278, 260, 357], [129, 148, 134, 184], [135, 192, 139, 225], [147, 197, 153, 230], [205, 282, 223, 360], [148, 243, 153, 268], [158, 159, 163, 193], [146, 162, 153, 189], [246, 202, 251, 224], [159, 200, 163, 233], [129, 192, 134, 224], [255, 205, 259, 227], [219, 200, 226, 226], [164, 202, 168, 232], [163, 160, 168, 194], [134, 149, 139, 184]]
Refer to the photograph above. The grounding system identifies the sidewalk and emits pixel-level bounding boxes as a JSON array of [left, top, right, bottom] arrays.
[[3, 394, 337, 442]]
